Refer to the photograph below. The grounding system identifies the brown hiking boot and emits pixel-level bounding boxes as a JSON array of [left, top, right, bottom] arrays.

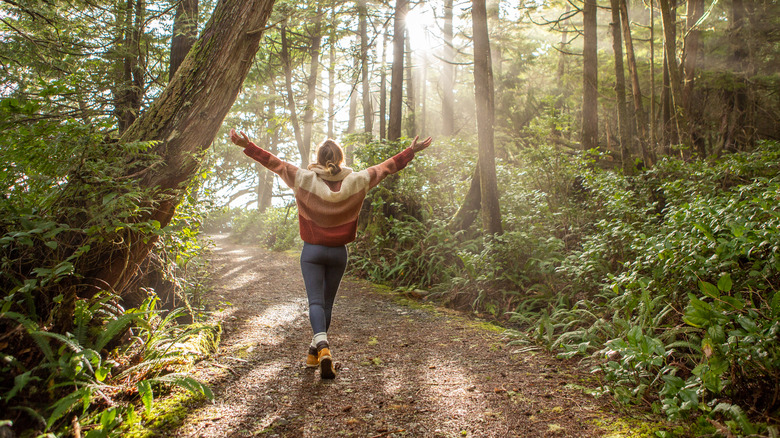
[[305, 346, 319, 368], [317, 341, 336, 379]]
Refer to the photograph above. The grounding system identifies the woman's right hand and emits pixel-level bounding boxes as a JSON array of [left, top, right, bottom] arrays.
[[411, 135, 433, 153], [230, 128, 251, 148]]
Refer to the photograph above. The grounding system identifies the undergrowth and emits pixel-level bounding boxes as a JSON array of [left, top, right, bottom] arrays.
[[1, 99, 218, 436], [346, 138, 780, 436]]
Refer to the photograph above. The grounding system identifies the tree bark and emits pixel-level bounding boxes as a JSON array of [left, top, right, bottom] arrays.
[[359, 0, 373, 135], [682, 0, 702, 112], [682, 0, 704, 155], [610, 0, 631, 172], [328, 7, 337, 139], [472, 0, 502, 235], [449, 165, 481, 231], [115, 0, 145, 134], [441, 0, 455, 136], [659, 0, 691, 149], [379, 27, 389, 140], [169, 0, 199, 80], [347, 57, 358, 136], [649, 0, 657, 150], [404, 35, 416, 137], [581, 0, 598, 150], [83, 0, 277, 298], [303, 6, 323, 159], [281, 22, 308, 167], [487, 0, 501, 77], [716, 0, 753, 154], [388, 0, 407, 141], [420, 51, 427, 134], [259, 86, 280, 212], [659, 0, 675, 149], [619, 0, 652, 165]]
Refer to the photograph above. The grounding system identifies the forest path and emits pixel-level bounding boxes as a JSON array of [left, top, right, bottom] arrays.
[[167, 235, 631, 437]]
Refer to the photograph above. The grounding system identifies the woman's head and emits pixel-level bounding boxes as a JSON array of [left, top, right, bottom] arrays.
[[315, 139, 344, 175]]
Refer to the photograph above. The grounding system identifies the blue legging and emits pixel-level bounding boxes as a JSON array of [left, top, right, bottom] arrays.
[[300, 242, 348, 334]]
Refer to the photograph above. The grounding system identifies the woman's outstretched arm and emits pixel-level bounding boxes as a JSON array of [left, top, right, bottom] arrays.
[[367, 135, 433, 189], [230, 128, 298, 189]]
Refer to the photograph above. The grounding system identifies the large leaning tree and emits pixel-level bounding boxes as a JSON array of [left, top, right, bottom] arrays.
[[53, 0, 276, 330]]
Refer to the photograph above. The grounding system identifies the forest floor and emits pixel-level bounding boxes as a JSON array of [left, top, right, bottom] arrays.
[[140, 235, 665, 437]]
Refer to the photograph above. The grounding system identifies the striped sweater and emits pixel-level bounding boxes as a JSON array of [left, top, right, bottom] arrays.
[[243, 142, 416, 246]]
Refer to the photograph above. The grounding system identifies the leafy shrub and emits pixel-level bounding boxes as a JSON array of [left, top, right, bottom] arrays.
[[350, 218, 465, 289]]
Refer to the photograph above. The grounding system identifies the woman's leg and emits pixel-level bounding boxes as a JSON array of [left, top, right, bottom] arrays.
[[300, 243, 348, 334], [300, 243, 328, 335], [322, 245, 348, 331], [300, 243, 347, 379]]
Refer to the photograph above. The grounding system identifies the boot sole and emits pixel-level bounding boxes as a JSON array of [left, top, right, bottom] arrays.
[[320, 356, 336, 379]]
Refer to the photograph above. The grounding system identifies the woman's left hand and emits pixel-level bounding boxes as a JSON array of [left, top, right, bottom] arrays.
[[411, 135, 433, 153], [230, 128, 252, 148]]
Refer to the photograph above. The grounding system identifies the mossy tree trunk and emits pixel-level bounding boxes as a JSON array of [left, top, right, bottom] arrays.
[[72, 0, 276, 310]]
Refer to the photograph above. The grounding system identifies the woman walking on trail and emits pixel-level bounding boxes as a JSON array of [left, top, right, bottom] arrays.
[[229, 129, 432, 379]]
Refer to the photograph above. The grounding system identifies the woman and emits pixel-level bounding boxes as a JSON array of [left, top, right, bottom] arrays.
[[230, 129, 432, 379]]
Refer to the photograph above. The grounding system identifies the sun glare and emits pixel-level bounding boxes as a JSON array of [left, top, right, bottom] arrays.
[[405, 4, 438, 54]]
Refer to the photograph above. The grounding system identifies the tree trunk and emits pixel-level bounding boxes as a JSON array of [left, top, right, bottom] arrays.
[[81, 0, 277, 301], [610, 0, 631, 172], [449, 165, 481, 231], [472, 0, 502, 235], [388, 0, 407, 141], [581, 0, 598, 150], [487, 0, 501, 77], [359, 0, 373, 135], [420, 52, 427, 134], [650, 0, 657, 150], [281, 23, 307, 167], [258, 86, 279, 212], [659, 0, 691, 149], [556, 5, 569, 82], [379, 27, 388, 140], [682, 0, 702, 112], [328, 9, 337, 139], [659, 0, 675, 149], [347, 59, 358, 136], [441, 0, 455, 136], [169, 0, 198, 80], [619, 0, 652, 165], [115, 0, 145, 134], [683, 0, 704, 155], [303, 7, 323, 159], [716, 0, 753, 154], [404, 35, 416, 137]]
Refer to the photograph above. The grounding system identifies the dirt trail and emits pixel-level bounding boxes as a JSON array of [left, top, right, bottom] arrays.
[[167, 235, 631, 437]]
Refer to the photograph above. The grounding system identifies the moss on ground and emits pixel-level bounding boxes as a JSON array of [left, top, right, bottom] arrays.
[[591, 415, 684, 438], [120, 391, 207, 438]]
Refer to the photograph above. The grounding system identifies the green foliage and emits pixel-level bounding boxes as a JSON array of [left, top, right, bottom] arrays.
[[1, 79, 219, 435], [516, 142, 780, 434], [350, 218, 464, 289], [350, 138, 780, 434], [1, 292, 217, 435]]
